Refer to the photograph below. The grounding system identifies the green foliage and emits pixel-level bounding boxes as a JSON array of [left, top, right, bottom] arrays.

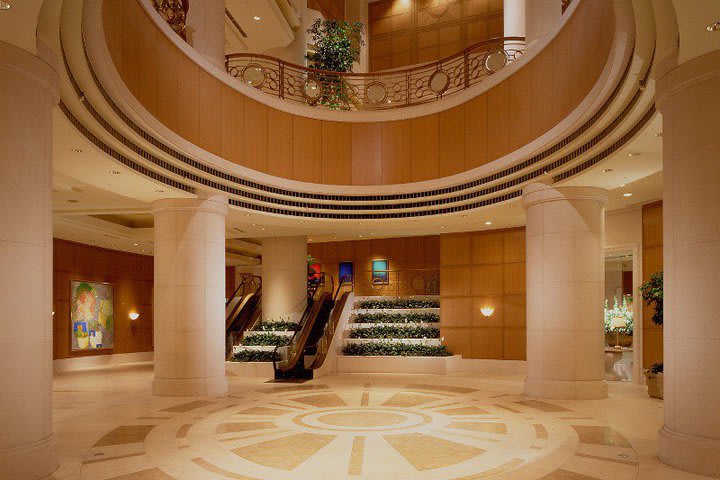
[[349, 325, 440, 339], [241, 333, 290, 347], [232, 350, 280, 362], [306, 18, 364, 109], [252, 320, 300, 331], [342, 342, 452, 357], [353, 312, 440, 324], [649, 362, 664, 374], [356, 298, 440, 310], [639, 271, 663, 326], [603, 296, 634, 335]]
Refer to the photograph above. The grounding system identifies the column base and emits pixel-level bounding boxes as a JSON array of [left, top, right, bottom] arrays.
[[0, 434, 58, 480], [524, 377, 608, 400], [658, 426, 720, 478], [152, 376, 228, 397]]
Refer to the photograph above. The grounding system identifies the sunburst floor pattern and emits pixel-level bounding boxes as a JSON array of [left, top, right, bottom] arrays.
[[78, 379, 639, 480]]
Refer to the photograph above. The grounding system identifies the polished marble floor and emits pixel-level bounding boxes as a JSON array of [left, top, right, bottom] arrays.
[[46, 365, 709, 479]]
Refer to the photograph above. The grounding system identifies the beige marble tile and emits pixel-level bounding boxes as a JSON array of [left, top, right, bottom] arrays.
[[382, 393, 439, 407], [383, 433, 485, 470], [448, 422, 508, 434], [292, 393, 347, 407], [572, 426, 631, 448], [160, 400, 214, 413], [232, 432, 336, 470], [106, 468, 176, 480], [348, 436, 365, 475], [516, 400, 572, 412], [93, 425, 155, 447], [216, 421, 276, 434]]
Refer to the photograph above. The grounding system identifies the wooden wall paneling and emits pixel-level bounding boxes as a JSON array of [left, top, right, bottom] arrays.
[[471, 232, 503, 264], [441, 327, 473, 358], [381, 120, 412, 184], [154, 29, 180, 134], [307, 0, 345, 19], [508, 66, 533, 151], [530, 46, 555, 138], [292, 116, 322, 182], [53, 239, 154, 360], [464, 94, 489, 169], [198, 74, 223, 155], [106, 0, 613, 186], [266, 109, 293, 177], [439, 106, 466, 176], [440, 234, 472, 265], [351, 123, 382, 184], [486, 81, 510, 160], [502, 228, 525, 263], [243, 99, 268, 172], [642, 202, 663, 369], [411, 115, 440, 181], [321, 121, 353, 184], [221, 84, 245, 164]]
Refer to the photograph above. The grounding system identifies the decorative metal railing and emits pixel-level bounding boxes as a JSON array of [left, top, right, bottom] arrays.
[[226, 36, 525, 110], [152, 0, 190, 40]]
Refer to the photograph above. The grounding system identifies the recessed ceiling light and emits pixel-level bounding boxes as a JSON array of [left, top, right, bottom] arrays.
[[707, 21, 720, 32], [485, 221, 493, 225], [67, 199, 79, 203], [627, 152, 640, 157], [440, 226, 445, 230], [603, 168, 613, 173], [133, 243, 139, 246], [109, 170, 120, 175], [654, 132, 663, 138], [155, 189, 164, 193], [0, 2, 10, 11], [623, 192, 633, 197], [253, 15, 261, 21], [358, 235, 363, 238], [71, 148, 83, 153]]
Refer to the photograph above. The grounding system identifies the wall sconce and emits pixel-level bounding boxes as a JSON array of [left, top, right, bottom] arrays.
[[129, 312, 140, 321], [480, 306, 495, 317]]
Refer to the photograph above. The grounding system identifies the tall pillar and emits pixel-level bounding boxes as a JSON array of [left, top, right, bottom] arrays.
[[264, 0, 309, 66], [525, 0, 562, 46], [504, 0, 525, 38], [262, 236, 308, 322], [186, 0, 226, 69], [523, 183, 608, 400], [656, 49, 720, 477], [0, 42, 59, 479], [152, 194, 229, 396]]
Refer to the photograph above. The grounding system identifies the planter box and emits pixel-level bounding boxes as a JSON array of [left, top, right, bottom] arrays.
[[225, 361, 274, 378], [605, 332, 633, 348], [337, 354, 461, 375], [344, 338, 441, 346], [645, 372, 664, 399]]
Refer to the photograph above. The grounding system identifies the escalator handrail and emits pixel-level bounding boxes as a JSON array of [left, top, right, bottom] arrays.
[[273, 291, 332, 372], [226, 274, 262, 307], [308, 275, 355, 369]]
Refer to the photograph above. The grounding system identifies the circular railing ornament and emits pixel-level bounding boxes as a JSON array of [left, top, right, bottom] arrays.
[[303, 76, 323, 105], [428, 69, 450, 95], [364, 81, 388, 106], [241, 64, 266, 87], [483, 49, 508, 74]]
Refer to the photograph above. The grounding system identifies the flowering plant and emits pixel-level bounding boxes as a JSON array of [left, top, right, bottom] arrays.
[[604, 296, 633, 335]]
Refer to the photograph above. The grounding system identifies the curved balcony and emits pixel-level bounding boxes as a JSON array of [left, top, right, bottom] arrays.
[[56, 0, 644, 220], [225, 37, 526, 111]]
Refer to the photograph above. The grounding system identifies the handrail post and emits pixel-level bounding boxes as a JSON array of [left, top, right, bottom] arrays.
[[279, 61, 285, 99], [463, 51, 470, 89]]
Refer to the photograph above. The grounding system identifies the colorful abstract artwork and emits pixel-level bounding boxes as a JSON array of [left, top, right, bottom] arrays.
[[71, 281, 114, 351], [339, 261, 354, 282], [371, 259, 389, 285]]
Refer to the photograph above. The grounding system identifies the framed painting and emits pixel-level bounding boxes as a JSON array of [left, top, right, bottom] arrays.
[[70, 280, 114, 351], [371, 259, 389, 285], [339, 261, 354, 282]]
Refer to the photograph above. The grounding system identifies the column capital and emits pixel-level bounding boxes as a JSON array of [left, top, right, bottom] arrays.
[[522, 183, 608, 209], [151, 195, 228, 217], [0, 41, 59, 103], [656, 49, 720, 113]]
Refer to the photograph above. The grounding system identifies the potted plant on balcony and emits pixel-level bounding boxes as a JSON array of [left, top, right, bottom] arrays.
[[640, 271, 663, 398], [306, 18, 364, 109]]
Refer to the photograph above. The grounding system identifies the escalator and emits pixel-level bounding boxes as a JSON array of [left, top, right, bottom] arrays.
[[225, 275, 262, 358], [273, 275, 353, 379]]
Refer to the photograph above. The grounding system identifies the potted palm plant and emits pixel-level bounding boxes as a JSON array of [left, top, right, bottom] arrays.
[[640, 271, 663, 398]]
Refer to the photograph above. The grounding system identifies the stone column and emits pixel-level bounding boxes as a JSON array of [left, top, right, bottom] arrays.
[[186, 0, 226, 69], [523, 183, 608, 400], [152, 194, 229, 396], [656, 49, 720, 477], [0, 41, 59, 479], [504, 0, 525, 38], [525, 0, 562, 46], [262, 236, 308, 322]]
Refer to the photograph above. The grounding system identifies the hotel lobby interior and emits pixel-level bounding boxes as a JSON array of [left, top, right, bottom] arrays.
[[1, 0, 719, 478]]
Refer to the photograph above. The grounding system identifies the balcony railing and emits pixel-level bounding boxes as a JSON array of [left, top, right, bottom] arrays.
[[226, 37, 525, 110]]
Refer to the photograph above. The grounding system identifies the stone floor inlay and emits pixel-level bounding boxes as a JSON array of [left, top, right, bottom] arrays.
[[75, 377, 642, 480]]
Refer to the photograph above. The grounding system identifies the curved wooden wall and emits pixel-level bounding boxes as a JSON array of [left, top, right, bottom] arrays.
[[101, 0, 614, 185]]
